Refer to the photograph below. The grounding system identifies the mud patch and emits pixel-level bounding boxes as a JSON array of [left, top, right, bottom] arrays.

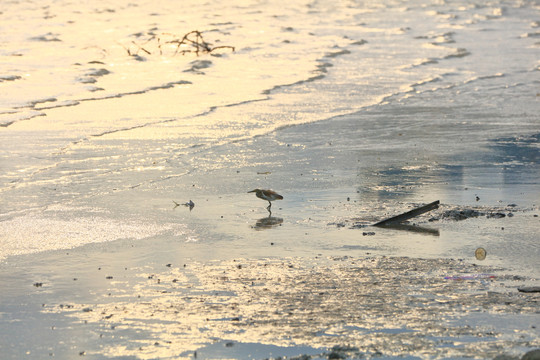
[[334, 203, 532, 229], [45, 256, 539, 359]]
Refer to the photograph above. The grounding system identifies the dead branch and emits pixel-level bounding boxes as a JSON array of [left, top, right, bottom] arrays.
[[122, 30, 234, 57], [373, 200, 440, 226]]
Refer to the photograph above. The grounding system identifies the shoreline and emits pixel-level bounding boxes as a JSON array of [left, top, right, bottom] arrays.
[[1, 0, 539, 358], [2, 102, 539, 358]]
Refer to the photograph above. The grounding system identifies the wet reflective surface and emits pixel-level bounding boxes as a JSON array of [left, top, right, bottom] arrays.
[[1, 0, 539, 358]]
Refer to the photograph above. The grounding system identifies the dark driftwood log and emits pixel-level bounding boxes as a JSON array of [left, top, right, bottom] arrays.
[[373, 200, 440, 227]]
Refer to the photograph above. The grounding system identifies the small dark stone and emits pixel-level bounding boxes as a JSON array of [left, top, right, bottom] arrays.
[[518, 287, 540, 293], [328, 351, 346, 360], [522, 349, 540, 360]]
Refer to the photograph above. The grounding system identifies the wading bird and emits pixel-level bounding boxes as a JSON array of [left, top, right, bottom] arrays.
[[248, 189, 283, 211]]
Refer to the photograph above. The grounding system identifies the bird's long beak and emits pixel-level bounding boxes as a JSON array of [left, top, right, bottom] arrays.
[[247, 189, 256, 193]]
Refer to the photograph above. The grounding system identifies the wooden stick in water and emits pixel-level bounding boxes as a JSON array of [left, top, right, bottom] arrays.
[[373, 200, 440, 227]]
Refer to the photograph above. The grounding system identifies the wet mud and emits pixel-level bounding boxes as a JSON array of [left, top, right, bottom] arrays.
[[44, 256, 539, 359], [334, 203, 535, 229]]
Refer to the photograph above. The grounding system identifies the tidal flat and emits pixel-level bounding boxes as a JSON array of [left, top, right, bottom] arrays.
[[5, 252, 539, 359], [1, 0, 539, 358]]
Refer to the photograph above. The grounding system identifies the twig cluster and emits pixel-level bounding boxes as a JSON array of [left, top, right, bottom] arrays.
[[121, 30, 235, 57]]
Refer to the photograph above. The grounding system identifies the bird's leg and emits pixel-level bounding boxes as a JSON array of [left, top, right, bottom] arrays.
[[267, 201, 272, 211]]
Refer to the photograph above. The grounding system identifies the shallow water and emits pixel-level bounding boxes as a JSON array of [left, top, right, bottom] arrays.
[[1, 0, 540, 358], [1, 0, 539, 262]]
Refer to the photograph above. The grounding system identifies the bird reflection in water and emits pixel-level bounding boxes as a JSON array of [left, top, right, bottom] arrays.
[[253, 214, 283, 230], [247, 189, 283, 230]]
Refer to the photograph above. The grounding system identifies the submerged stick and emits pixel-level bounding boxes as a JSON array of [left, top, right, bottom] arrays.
[[373, 200, 440, 227]]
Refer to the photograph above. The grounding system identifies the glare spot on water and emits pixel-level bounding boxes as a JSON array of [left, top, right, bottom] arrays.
[[0, 208, 185, 260]]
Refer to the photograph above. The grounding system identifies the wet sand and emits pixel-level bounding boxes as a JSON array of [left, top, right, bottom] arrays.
[[49, 256, 540, 359], [3, 249, 539, 359], [2, 98, 539, 359], [2, 0, 540, 358], [1, 128, 539, 360]]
